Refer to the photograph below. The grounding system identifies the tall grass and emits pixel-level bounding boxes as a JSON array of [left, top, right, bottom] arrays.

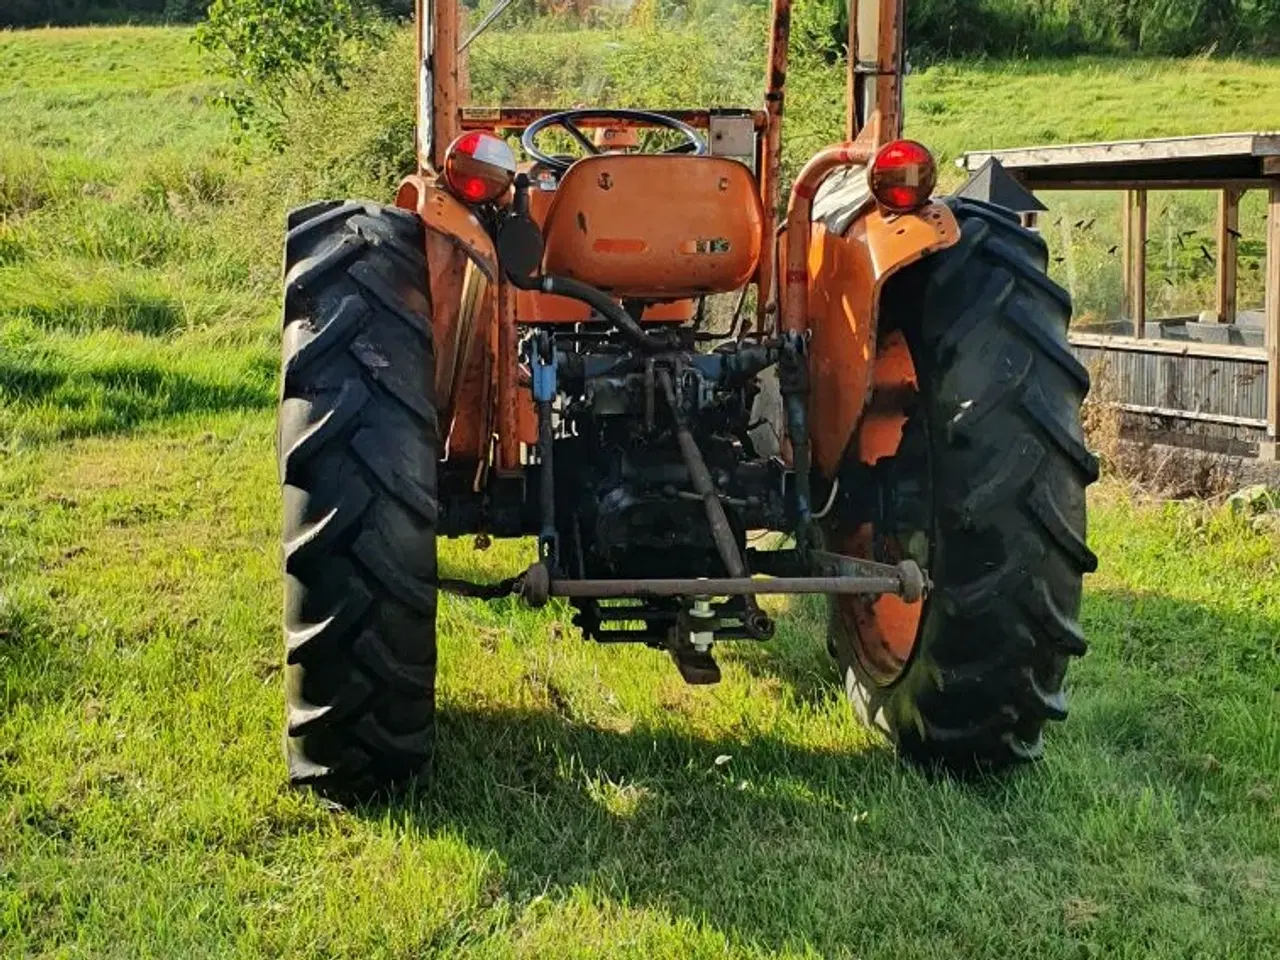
[[834, 0, 1280, 58], [0, 28, 275, 449], [10, 1, 1280, 55]]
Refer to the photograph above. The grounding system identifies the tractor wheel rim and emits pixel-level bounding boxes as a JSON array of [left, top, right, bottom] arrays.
[[837, 414, 935, 686]]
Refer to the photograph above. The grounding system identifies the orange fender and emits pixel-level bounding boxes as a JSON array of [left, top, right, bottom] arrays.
[[396, 175, 509, 469], [806, 202, 959, 477], [396, 174, 498, 281]]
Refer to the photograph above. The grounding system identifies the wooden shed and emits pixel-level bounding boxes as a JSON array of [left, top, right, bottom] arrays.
[[961, 133, 1280, 459]]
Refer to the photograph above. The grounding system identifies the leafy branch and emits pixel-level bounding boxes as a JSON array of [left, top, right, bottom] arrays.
[[195, 0, 388, 148]]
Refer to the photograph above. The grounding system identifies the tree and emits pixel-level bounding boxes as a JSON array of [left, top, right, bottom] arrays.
[[195, 0, 386, 146]]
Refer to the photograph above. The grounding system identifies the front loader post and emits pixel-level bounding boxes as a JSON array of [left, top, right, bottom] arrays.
[[756, 0, 791, 334], [847, 0, 905, 147], [416, 0, 462, 172]]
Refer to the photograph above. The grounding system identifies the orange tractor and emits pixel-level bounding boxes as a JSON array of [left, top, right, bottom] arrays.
[[279, 0, 1097, 795]]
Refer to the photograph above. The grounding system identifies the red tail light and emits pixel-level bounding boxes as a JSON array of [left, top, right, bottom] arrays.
[[443, 132, 517, 204], [868, 140, 937, 213]]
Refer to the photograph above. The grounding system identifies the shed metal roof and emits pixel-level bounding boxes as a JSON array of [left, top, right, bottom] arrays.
[[960, 132, 1280, 190], [954, 158, 1048, 211]]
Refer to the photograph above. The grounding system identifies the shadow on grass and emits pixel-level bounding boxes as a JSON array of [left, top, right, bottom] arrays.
[[0, 356, 274, 441], [1074, 586, 1280, 769], [2, 575, 1275, 950], [21, 294, 185, 337], [414, 702, 899, 951], [347, 587, 1280, 951]]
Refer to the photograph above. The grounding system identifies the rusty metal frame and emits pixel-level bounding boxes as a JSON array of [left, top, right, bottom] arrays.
[[781, 138, 874, 333], [407, 0, 945, 490], [548, 573, 911, 599], [848, 0, 904, 145], [459, 107, 768, 132], [756, 0, 791, 335], [387, 0, 990, 619], [441, 553, 927, 603], [409, 0, 801, 474]]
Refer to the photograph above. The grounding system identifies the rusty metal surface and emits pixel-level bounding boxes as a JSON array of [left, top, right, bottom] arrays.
[[755, 0, 791, 335], [872, 0, 905, 146], [440, 560, 918, 601], [460, 107, 768, 131], [421, 0, 461, 172], [847, 1, 905, 144], [658, 368, 746, 581], [515, 183, 696, 323], [1074, 343, 1268, 425], [857, 329, 917, 465], [395, 175, 496, 455], [657, 367, 772, 638], [399, 175, 499, 280], [781, 139, 873, 334], [496, 276, 522, 473], [539, 155, 763, 298], [804, 202, 959, 477], [549, 575, 904, 599]]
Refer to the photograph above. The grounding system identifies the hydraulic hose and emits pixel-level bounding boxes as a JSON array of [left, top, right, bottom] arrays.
[[505, 269, 669, 354]]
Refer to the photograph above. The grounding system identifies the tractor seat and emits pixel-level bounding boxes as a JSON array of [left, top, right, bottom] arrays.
[[540, 154, 763, 300]]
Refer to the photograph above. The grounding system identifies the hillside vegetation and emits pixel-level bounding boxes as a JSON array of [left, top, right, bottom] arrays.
[[1, 25, 1279, 958], [7, 0, 1280, 56]]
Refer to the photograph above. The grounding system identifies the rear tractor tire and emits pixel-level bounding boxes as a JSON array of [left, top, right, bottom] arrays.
[[826, 198, 1098, 773], [278, 200, 440, 798]]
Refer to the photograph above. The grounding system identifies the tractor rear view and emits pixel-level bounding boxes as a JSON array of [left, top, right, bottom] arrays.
[[278, 0, 1097, 796]]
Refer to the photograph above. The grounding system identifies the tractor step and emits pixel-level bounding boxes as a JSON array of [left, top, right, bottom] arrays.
[[668, 636, 722, 685]]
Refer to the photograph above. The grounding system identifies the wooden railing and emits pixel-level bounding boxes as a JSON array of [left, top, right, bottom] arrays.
[[1068, 332, 1272, 437]]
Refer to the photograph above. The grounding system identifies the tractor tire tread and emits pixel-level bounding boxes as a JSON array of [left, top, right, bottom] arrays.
[[281, 380, 371, 481], [349, 260, 432, 344], [952, 434, 1045, 527], [283, 296, 370, 387], [286, 233, 369, 297], [279, 199, 438, 799], [1004, 299, 1091, 391], [832, 198, 1095, 773], [286, 581, 374, 665], [283, 488, 373, 572]]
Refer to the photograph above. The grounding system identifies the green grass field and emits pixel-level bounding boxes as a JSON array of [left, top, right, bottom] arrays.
[[2, 25, 1279, 958]]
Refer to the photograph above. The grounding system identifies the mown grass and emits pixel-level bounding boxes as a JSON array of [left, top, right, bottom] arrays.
[[0, 28, 276, 448], [1, 24, 1279, 958], [2, 415, 1278, 957]]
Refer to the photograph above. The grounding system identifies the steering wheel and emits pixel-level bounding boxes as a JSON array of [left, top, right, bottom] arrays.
[[521, 108, 707, 173]]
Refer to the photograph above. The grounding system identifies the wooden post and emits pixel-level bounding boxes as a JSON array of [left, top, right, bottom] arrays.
[[1129, 190, 1148, 338], [1264, 184, 1280, 460], [1121, 190, 1133, 321], [1057, 213, 1078, 304], [1216, 188, 1241, 324]]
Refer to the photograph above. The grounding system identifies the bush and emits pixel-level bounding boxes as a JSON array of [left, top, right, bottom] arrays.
[[0, 0, 413, 27], [820, 0, 1280, 59], [268, 31, 418, 201], [195, 0, 388, 146]]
